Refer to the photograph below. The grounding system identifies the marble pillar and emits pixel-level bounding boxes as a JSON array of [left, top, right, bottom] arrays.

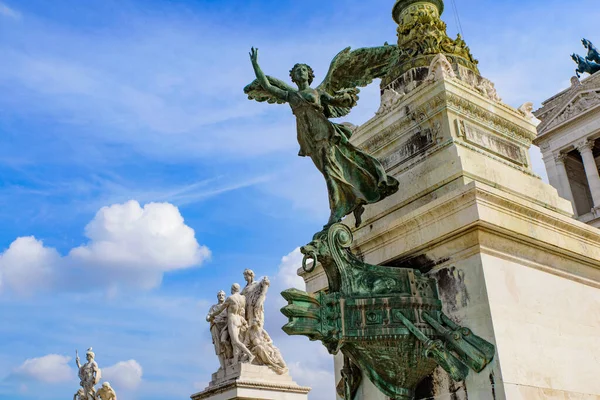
[[576, 139, 600, 209], [554, 153, 576, 210]]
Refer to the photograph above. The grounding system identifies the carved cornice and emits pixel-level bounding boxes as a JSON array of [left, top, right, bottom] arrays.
[[446, 93, 536, 144]]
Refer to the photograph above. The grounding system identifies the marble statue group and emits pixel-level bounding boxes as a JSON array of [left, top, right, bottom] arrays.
[[73, 348, 117, 400], [206, 269, 288, 375]]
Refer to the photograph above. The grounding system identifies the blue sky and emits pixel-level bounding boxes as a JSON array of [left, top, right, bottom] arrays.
[[0, 0, 599, 399]]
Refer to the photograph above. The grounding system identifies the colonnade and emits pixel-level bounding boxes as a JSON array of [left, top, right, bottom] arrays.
[[555, 138, 600, 216]]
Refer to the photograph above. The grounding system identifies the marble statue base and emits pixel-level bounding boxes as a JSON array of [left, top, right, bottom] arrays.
[[191, 363, 310, 400]]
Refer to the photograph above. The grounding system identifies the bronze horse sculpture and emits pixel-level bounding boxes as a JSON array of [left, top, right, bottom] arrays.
[[582, 38, 600, 64], [571, 53, 600, 78]]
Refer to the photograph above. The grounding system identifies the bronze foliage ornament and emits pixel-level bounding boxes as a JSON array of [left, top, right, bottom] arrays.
[[281, 224, 495, 400]]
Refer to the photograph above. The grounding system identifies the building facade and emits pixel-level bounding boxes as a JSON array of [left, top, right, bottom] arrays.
[[534, 71, 600, 228]]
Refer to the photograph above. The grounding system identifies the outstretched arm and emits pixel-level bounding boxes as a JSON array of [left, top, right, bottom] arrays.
[[250, 48, 288, 101], [209, 302, 227, 320]]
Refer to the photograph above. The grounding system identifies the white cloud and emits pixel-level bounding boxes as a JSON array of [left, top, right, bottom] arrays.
[[288, 361, 336, 400], [71, 200, 209, 272], [0, 200, 209, 295], [13, 354, 73, 383], [0, 237, 60, 296], [102, 359, 143, 390], [0, 2, 20, 20], [276, 247, 306, 291]]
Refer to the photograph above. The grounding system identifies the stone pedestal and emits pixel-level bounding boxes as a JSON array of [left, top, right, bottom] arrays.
[[191, 364, 310, 400], [300, 73, 600, 399]]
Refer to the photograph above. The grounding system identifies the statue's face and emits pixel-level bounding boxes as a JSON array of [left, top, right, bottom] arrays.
[[293, 65, 309, 84], [217, 292, 225, 302], [86, 354, 92, 361], [244, 272, 252, 283]]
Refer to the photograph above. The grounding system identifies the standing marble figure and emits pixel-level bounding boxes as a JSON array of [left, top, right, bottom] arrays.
[[207, 290, 232, 369], [242, 269, 288, 374], [74, 348, 101, 400], [245, 47, 399, 228], [209, 284, 255, 364]]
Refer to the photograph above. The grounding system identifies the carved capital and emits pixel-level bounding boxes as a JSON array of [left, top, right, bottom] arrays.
[[555, 152, 569, 164], [576, 139, 596, 153]]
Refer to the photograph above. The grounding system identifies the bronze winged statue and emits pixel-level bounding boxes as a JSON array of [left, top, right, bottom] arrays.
[[245, 46, 399, 228]]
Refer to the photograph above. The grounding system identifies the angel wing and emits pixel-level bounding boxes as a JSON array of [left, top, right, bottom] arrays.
[[244, 76, 295, 104], [317, 45, 398, 118]]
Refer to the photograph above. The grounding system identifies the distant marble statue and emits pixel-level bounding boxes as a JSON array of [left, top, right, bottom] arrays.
[[96, 382, 117, 400], [582, 38, 600, 64], [75, 348, 101, 400], [206, 290, 233, 369], [73, 388, 85, 400], [241, 269, 267, 328], [205, 270, 289, 375], [209, 284, 255, 365], [241, 269, 288, 374], [518, 102, 535, 119]]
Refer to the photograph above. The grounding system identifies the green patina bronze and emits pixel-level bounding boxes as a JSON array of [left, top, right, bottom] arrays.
[[384, 0, 479, 86], [572, 39, 600, 77], [281, 224, 495, 400], [243, 0, 497, 398], [243, 0, 485, 230], [245, 47, 399, 229]]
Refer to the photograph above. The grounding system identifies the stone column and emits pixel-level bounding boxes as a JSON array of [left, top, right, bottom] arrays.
[[554, 153, 577, 212], [576, 139, 600, 209]]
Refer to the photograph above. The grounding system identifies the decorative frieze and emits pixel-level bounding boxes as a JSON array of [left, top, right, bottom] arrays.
[[546, 91, 600, 131], [457, 120, 528, 166], [447, 93, 535, 145]]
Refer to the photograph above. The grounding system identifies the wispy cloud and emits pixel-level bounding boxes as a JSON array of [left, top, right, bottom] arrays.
[[0, 2, 20, 20]]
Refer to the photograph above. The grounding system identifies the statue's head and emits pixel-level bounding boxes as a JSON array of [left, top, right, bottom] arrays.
[[86, 348, 95, 361], [231, 283, 241, 294], [582, 38, 590, 48], [243, 269, 255, 283], [290, 63, 315, 86], [102, 382, 111, 388], [571, 53, 580, 62], [217, 290, 226, 302]]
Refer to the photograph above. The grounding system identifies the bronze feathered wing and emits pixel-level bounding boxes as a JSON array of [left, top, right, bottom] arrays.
[[317, 45, 398, 118], [244, 76, 295, 104]]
